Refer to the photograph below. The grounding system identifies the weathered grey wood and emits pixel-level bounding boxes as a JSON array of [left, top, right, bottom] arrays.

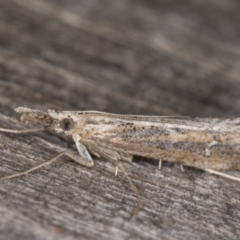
[[0, 0, 240, 239]]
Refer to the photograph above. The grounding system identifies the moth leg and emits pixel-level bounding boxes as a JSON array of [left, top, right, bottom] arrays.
[[75, 141, 94, 165], [120, 152, 133, 162], [0, 150, 94, 181], [92, 147, 141, 214], [109, 159, 141, 215], [115, 166, 119, 176], [158, 160, 162, 170], [205, 169, 240, 182], [180, 164, 185, 172], [118, 163, 142, 215], [65, 151, 94, 167]]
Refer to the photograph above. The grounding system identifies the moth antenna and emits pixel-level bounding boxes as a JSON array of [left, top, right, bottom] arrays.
[[0, 127, 45, 134], [205, 169, 240, 182]]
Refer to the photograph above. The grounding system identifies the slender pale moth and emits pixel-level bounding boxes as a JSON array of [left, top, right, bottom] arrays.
[[0, 107, 240, 214]]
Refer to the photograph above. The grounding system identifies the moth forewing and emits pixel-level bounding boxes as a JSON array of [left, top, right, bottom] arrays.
[[78, 115, 240, 171]]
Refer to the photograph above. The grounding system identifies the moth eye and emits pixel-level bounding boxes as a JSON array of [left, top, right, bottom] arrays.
[[60, 118, 74, 131]]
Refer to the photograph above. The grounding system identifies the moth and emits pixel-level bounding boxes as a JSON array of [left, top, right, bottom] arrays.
[[0, 107, 240, 214]]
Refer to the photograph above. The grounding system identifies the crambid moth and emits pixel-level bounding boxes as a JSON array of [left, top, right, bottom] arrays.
[[0, 107, 240, 214]]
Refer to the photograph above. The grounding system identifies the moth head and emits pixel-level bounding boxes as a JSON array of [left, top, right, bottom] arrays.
[[47, 109, 78, 135], [15, 107, 76, 135], [15, 107, 79, 135]]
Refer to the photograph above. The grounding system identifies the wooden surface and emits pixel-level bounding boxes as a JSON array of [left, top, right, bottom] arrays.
[[0, 0, 240, 239]]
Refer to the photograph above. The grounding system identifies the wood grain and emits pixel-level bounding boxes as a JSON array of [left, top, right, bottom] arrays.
[[0, 0, 240, 239]]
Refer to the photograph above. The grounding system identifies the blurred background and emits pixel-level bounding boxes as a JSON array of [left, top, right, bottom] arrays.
[[0, 0, 240, 117], [0, 1, 240, 240]]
